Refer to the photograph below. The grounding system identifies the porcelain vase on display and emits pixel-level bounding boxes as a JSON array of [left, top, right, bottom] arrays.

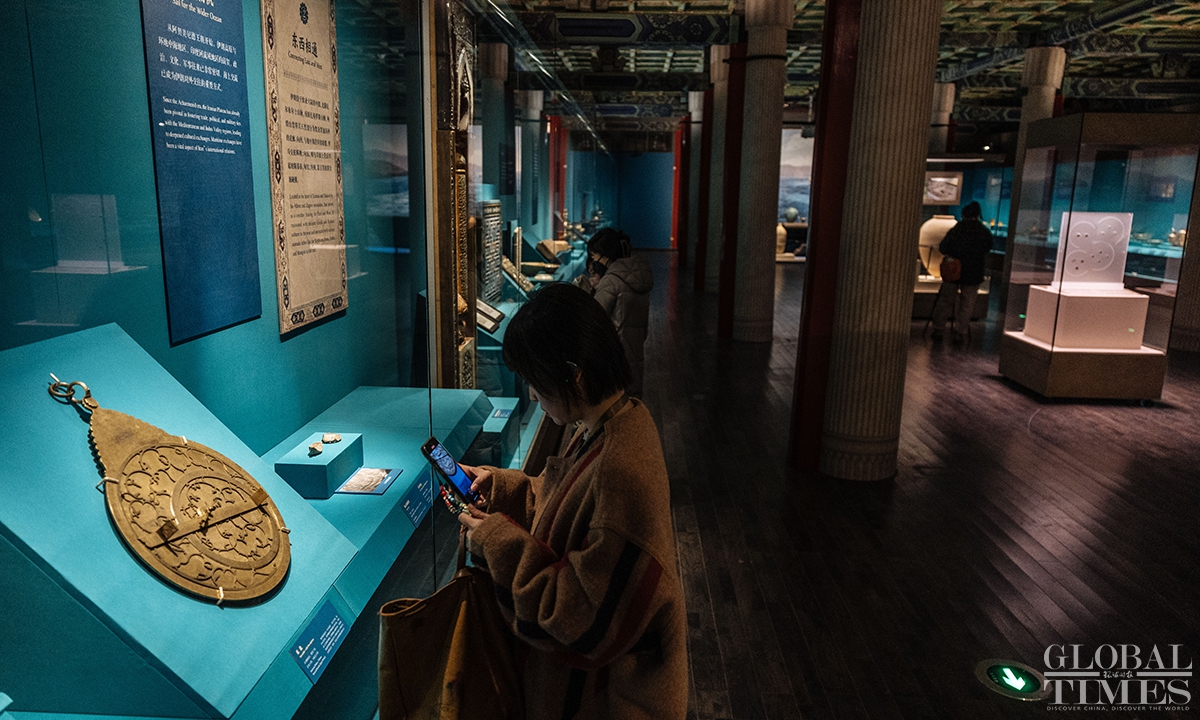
[[919, 214, 957, 278]]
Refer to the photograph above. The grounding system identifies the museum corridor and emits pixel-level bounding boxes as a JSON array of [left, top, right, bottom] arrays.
[[638, 253, 1200, 720]]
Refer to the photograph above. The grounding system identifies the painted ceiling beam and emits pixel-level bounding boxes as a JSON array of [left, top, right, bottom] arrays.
[[557, 90, 688, 104], [547, 102, 682, 117], [509, 12, 738, 46], [955, 106, 1023, 123], [1065, 77, 1200, 98], [515, 71, 708, 91], [939, 31, 1026, 49], [939, 0, 1180, 82], [562, 115, 682, 132], [960, 75, 1200, 98], [1064, 33, 1200, 57]]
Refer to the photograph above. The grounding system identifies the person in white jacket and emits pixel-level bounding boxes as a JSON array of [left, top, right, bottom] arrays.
[[579, 228, 654, 397]]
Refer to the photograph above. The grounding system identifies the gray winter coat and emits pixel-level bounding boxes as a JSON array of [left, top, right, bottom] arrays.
[[593, 255, 654, 396]]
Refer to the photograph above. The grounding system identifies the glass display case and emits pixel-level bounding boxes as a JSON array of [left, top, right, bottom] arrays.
[[0, 0, 567, 717], [999, 113, 1200, 399]]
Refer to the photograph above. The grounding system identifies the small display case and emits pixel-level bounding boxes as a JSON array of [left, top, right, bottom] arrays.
[[999, 113, 1200, 399]]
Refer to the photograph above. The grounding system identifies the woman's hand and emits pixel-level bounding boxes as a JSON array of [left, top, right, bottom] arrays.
[[461, 464, 493, 507], [456, 504, 489, 542]]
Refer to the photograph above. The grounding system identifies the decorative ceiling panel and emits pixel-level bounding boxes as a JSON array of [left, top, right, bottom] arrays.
[[493, 1, 1200, 126]]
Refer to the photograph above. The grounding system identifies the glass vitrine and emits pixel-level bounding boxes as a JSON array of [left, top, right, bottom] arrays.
[[999, 113, 1200, 399]]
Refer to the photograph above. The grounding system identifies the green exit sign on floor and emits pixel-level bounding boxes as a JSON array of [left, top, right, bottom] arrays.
[[975, 659, 1051, 701]]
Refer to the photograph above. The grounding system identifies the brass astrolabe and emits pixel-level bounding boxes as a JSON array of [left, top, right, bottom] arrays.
[[49, 375, 290, 604]]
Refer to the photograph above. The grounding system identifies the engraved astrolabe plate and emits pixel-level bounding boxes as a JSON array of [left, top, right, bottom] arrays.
[[49, 376, 290, 604]]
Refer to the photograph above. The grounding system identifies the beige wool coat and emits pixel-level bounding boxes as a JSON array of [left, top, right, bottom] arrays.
[[473, 399, 687, 720]]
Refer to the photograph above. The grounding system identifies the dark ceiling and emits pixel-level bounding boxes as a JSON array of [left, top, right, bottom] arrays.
[[340, 0, 1200, 136], [499, 1, 1200, 129]]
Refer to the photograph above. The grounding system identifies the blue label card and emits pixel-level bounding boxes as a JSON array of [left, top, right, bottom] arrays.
[[291, 600, 348, 684], [492, 408, 513, 419], [401, 469, 434, 527], [140, 0, 261, 344]]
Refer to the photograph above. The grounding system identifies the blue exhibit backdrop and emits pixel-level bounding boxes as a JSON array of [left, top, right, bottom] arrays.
[[140, 0, 260, 344], [778, 129, 814, 222]]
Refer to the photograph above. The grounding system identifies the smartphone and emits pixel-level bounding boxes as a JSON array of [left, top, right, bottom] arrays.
[[421, 437, 479, 504]]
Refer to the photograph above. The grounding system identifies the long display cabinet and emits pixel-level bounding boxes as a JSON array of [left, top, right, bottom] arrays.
[[0, 325, 501, 720]]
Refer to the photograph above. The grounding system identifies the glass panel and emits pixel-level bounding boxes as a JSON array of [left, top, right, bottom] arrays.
[[958, 165, 1011, 253], [1005, 145, 1079, 337], [2, 0, 432, 441], [1070, 143, 1198, 350]]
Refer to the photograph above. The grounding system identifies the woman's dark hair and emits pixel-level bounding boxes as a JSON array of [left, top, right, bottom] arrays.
[[961, 201, 982, 219], [587, 228, 632, 261], [502, 282, 632, 405]]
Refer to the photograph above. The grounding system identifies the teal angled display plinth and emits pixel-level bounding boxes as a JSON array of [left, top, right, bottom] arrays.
[[0, 325, 357, 720], [464, 397, 520, 468], [275, 433, 364, 499], [262, 386, 492, 614]]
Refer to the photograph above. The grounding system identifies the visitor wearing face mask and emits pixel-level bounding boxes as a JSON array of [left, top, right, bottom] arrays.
[[456, 282, 687, 720], [577, 228, 654, 397]]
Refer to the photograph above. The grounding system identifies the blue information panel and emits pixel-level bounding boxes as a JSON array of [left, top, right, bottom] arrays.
[[401, 469, 434, 527], [140, 0, 260, 344], [291, 600, 349, 684]]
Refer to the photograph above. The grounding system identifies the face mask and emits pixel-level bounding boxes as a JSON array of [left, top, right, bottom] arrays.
[[590, 259, 608, 277]]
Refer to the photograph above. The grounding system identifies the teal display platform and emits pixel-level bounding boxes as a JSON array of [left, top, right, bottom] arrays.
[[554, 247, 587, 283], [261, 386, 492, 615], [485, 398, 520, 468], [508, 402, 546, 471], [478, 300, 523, 399], [478, 300, 521, 344], [462, 397, 520, 468], [0, 325, 358, 719], [275, 432, 365, 499], [500, 272, 530, 304]]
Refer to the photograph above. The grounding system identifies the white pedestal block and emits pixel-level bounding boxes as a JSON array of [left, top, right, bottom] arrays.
[[999, 331, 1167, 400], [1024, 284, 1148, 349]]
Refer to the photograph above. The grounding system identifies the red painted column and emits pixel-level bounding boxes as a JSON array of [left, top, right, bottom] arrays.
[[548, 115, 566, 240], [558, 122, 568, 237], [674, 118, 689, 257], [694, 89, 714, 292], [716, 42, 747, 339], [787, 0, 862, 470]]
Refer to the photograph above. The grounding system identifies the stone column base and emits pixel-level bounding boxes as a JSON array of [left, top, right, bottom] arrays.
[[820, 431, 899, 481]]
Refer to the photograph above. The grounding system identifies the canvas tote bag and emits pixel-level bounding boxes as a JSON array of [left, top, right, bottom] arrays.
[[378, 536, 524, 720]]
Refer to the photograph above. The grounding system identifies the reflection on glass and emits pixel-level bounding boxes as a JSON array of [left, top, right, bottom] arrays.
[[364, 124, 410, 218], [1073, 145, 1197, 286], [40, 194, 143, 276], [923, 171, 962, 205], [777, 129, 813, 221], [2, 0, 431, 432]]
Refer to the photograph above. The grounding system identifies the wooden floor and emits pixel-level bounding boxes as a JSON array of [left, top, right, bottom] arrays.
[[640, 254, 1200, 720]]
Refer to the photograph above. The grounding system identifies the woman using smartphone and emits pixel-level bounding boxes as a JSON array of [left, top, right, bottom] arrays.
[[456, 282, 686, 720]]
